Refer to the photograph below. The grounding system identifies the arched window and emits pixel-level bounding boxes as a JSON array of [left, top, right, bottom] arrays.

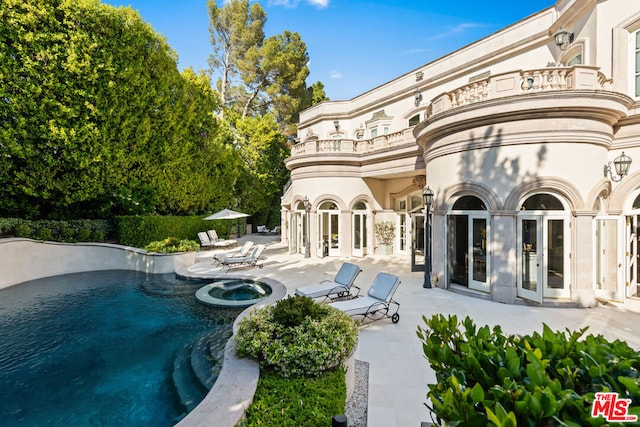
[[521, 194, 564, 210], [453, 195, 486, 210]]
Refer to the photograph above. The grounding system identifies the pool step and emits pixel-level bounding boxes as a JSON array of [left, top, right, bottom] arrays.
[[172, 329, 234, 413], [172, 344, 207, 413], [190, 333, 218, 389]]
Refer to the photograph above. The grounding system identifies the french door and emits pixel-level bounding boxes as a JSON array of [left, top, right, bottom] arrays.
[[411, 214, 425, 271], [446, 214, 489, 292], [352, 212, 367, 257], [319, 211, 340, 256], [518, 215, 570, 303], [594, 217, 623, 301]]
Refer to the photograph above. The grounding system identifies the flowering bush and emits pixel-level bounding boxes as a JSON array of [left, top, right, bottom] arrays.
[[235, 296, 359, 377]]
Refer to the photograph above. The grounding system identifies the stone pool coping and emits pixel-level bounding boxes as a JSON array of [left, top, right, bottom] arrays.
[[175, 266, 287, 427]]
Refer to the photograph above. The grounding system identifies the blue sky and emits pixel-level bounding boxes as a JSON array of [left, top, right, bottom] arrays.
[[103, 0, 556, 100]]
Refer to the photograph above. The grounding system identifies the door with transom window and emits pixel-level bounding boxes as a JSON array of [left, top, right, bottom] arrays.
[[318, 201, 340, 257], [352, 201, 368, 257], [517, 194, 570, 303], [447, 196, 489, 292]]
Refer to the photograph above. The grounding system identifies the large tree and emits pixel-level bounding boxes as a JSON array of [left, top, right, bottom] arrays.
[[207, 0, 266, 111], [207, 0, 323, 133]]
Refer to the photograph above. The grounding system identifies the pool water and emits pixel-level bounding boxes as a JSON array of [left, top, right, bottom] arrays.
[[0, 270, 242, 426]]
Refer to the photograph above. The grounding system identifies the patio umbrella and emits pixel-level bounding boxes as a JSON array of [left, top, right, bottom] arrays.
[[204, 209, 250, 237], [203, 209, 249, 220]]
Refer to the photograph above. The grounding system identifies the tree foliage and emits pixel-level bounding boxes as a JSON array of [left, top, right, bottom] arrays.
[[207, 0, 325, 133], [233, 113, 290, 224], [0, 0, 238, 218]]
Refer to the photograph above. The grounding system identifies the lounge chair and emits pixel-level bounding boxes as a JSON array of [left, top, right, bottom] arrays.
[[294, 262, 362, 302], [329, 272, 401, 324], [207, 229, 237, 248], [256, 225, 269, 234], [218, 244, 265, 271], [198, 231, 217, 249], [213, 241, 254, 264]]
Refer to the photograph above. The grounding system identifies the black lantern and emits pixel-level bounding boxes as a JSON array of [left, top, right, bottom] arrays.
[[423, 186, 434, 288], [604, 152, 632, 182], [554, 27, 574, 51], [414, 88, 423, 107]]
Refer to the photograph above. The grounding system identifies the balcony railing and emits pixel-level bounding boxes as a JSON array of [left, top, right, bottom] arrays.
[[428, 65, 608, 116], [291, 66, 608, 159], [290, 128, 416, 157]]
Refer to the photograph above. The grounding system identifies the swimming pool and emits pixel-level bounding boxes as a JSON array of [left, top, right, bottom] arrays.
[[0, 270, 243, 426]]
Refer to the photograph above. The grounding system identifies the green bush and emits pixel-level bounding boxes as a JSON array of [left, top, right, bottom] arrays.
[[35, 227, 52, 241], [144, 237, 199, 253], [115, 215, 236, 247], [0, 218, 111, 242], [271, 293, 328, 328], [416, 314, 640, 427], [240, 367, 346, 427], [235, 296, 359, 377], [15, 224, 32, 238]]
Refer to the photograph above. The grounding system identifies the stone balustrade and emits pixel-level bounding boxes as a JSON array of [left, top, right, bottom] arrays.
[[290, 66, 607, 159], [291, 128, 416, 157], [429, 65, 606, 116]]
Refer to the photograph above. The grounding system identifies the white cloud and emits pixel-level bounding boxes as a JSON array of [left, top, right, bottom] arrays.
[[268, 0, 329, 8], [307, 0, 329, 8], [430, 22, 484, 39], [330, 70, 342, 79]]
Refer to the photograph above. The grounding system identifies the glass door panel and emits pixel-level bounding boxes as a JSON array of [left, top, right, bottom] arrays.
[[595, 218, 620, 300], [328, 212, 340, 256], [518, 217, 542, 303], [546, 219, 564, 290], [469, 217, 488, 291], [352, 213, 366, 257], [411, 214, 425, 272], [450, 215, 468, 286]]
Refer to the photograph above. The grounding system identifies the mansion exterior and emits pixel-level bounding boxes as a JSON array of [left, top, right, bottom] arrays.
[[280, 0, 640, 306]]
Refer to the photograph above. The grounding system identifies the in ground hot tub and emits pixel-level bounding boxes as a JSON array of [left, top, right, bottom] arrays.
[[195, 278, 272, 308]]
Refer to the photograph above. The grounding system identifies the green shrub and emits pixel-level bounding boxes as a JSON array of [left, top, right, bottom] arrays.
[[271, 294, 328, 328], [35, 227, 52, 241], [240, 367, 346, 427], [416, 314, 640, 427], [115, 215, 235, 247], [15, 224, 32, 238], [144, 237, 199, 253], [235, 296, 359, 377], [77, 228, 92, 241]]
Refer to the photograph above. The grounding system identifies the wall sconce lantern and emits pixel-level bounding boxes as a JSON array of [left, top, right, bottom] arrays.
[[554, 27, 574, 50], [604, 152, 632, 182], [422, 186, 434, 289], [414, 88, 423, 107], [333, 120, 340, 132]]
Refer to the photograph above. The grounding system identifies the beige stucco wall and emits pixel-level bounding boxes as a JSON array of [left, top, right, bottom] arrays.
[[0, 239, 195, 289]]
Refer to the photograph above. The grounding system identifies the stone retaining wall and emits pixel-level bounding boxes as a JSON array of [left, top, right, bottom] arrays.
[[0, 238, 195, 289]]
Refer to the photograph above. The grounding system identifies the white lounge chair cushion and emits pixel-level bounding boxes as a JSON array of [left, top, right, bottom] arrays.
[[329, 296, 388, 316], [295, 281, 348, 298]]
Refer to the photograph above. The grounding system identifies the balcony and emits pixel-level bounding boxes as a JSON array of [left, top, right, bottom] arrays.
[[289, 66, 612, 162], [290, 128, 416, 157], [427, 65, 609, 117]]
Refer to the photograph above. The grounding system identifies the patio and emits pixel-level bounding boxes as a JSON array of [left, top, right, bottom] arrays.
[[188, 234, 640, 427]]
